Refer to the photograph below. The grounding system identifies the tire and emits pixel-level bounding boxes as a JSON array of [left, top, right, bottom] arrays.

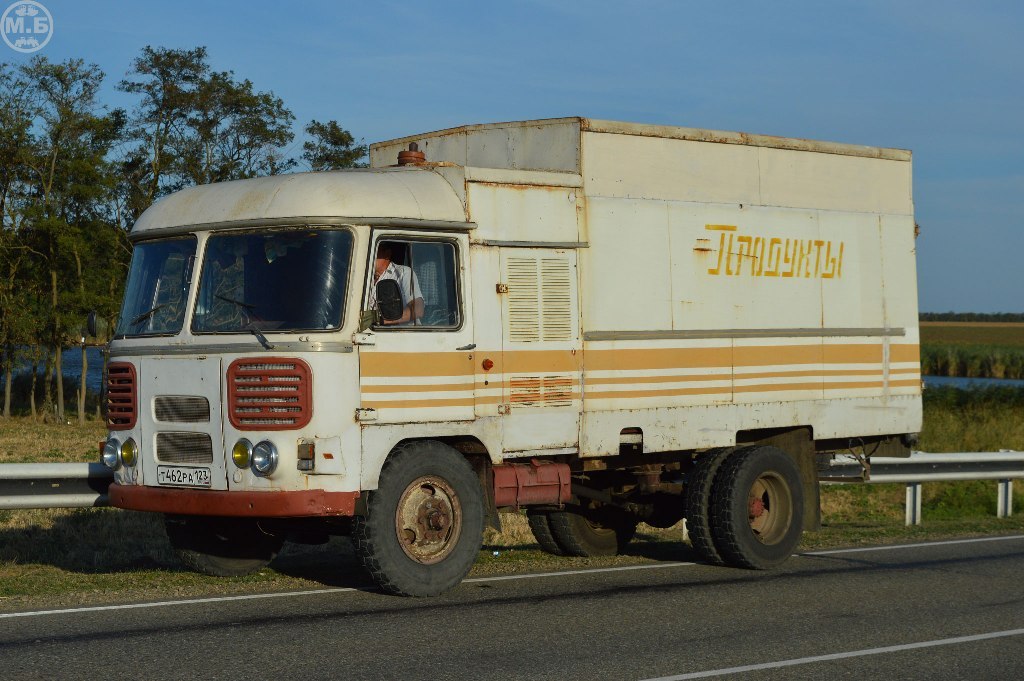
[[352, 440, 484, 597], [684, 447, 734, 564], [164, 515, 283, 577], [548, 505, 638, 557], [709, 446, 804, 570], [527, 510, 565, 556]]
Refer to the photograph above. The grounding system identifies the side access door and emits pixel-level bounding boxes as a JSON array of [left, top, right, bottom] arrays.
[[497, 248, 582, 455]]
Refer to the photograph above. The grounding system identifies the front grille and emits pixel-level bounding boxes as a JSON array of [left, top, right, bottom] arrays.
[[155, 396, 211, 423], [227, 357, 312, 430], [156, 432, 213, 464], [107, 362, 137, 430]]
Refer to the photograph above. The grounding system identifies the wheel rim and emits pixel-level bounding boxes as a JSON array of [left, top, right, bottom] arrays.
[[747, 471, 793, 544], [395, 476, 463, 565]]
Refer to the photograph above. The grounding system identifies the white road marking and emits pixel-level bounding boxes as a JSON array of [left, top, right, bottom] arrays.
[[642, 628, 1024, 680], [3, 534, 1021, 621], [466, 561, 695, 584], [802, 534, 1024, 556], [0, 562, 695, 620]]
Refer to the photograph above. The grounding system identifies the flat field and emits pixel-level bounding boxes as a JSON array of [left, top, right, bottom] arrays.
[[920, 322, 1024, 378], [920, 321, 1024, 347]]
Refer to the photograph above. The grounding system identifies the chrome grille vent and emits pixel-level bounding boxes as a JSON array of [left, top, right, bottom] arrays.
[[156, 432, 213, 464], [154, 396, 210, 423]]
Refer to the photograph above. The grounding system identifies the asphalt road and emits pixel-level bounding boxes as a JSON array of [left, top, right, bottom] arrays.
[[3, 535, 1024, 680]]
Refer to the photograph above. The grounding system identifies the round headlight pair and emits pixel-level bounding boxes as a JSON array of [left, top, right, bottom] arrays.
[[101, 437, 138, 470], [231, 438, 278, 477]]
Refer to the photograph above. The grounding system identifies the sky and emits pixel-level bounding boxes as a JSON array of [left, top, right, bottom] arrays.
[[3, 0, 1022, 312]]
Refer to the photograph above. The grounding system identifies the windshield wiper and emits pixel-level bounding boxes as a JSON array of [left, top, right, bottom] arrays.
[[247, 324, 274, 350], [215, 294, 274, 350], [130, 304, 167, 327]]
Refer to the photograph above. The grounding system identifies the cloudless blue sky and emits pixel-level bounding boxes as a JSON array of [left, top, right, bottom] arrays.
[[5, 0, 1022, 312]]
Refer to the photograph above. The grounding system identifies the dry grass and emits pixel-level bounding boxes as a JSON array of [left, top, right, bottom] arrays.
[[0, 417, 106, 464]]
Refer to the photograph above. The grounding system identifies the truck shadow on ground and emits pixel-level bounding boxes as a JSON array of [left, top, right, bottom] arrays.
[[0, 509, 700, 591]]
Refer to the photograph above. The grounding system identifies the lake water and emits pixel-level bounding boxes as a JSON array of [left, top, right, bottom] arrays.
[[923, 375, 1024, 389], [13, 346, 106, 395]]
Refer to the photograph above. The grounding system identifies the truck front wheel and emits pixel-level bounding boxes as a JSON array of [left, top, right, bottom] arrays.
[[352, 441, 484, 597], [164, 515, 283, 577], [709, 446, 804, 569]]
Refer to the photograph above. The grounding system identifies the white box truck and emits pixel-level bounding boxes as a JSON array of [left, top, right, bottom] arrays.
[[101, 117, 921, 595]]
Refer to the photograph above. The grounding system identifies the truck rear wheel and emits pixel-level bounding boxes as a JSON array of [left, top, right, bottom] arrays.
[[548, 505, 638, 557], [709, 446, 804, 569], [352, 440, 484, 597], [526, 510, 565, 555], [683, 447, 734, 564], [164, 515, 283, 577]]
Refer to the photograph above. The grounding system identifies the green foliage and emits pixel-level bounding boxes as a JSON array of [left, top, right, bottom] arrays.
[[302, 119, 367, 170], [921, 343, 1024, 379]]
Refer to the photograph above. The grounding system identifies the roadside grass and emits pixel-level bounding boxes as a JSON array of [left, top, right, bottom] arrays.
[[0, 417, 106, 464], [3, 387, 1024, 611]]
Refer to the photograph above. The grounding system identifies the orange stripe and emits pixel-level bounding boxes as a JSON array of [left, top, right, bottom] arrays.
[[584, 373, 730, 385], [502, 350, 581, 374], [586, 347, 731, 371], [361, 345, 920, 378], [890, 344, 921, 363], [886, 379, 923, 388], [586, 386, 733, 400], [361, 382, 475, 393], [735, 345, 823, 367], [822, 344, 882, 365], [360, 352, 473, 378], [362, 397, 477, 409]]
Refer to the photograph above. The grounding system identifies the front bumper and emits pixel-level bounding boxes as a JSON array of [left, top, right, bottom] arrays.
[[110, 483, 359, 517]]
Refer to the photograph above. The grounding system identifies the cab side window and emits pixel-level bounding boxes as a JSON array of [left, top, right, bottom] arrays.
[[371, 239, 460, 328]]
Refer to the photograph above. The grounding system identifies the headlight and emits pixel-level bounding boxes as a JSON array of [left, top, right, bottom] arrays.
[[102, 438, 121, 470], [251, 440, 278, 476], [120, 438, 138, 467], [232, 439, 253, 468]]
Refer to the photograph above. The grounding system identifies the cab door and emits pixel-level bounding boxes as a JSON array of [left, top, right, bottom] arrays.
[[357, 231, 476, 423]]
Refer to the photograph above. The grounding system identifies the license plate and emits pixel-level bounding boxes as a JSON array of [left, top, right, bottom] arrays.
[[157, 466, 212, 488]]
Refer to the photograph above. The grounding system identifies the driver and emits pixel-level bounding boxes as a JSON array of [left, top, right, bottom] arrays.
[[369, 243, 423, 325]]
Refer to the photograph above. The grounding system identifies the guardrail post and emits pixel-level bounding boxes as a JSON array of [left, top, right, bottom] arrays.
[[997, 479, 1013, 518], [905, 482, 922, 526]]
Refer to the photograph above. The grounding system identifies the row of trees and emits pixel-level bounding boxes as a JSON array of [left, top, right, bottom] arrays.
[[920, 312, 1024, 323], [0, 46, 366, 423]]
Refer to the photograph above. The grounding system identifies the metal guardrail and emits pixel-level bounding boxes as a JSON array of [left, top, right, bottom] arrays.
[[0, 462, 112, 510], [0, 452, 1021, 527], [822, 450, 1023, 525]]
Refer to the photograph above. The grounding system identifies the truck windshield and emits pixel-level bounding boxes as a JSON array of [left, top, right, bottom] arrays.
[[193, 229, 352, 333], [115, 237, 196, 337]]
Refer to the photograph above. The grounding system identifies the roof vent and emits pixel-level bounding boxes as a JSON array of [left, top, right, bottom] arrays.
[[397, 142, 426, 165]]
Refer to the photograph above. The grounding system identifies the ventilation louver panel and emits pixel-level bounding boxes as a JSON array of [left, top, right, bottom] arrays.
[[106, 362, 137, 430], [155, 396, 210, 423], [505, 255, 574, 343], [227, 358, 312, 430], [156, 432, 213, 464], [507, 257, 541, 342], [509, 375, 575, 408]]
